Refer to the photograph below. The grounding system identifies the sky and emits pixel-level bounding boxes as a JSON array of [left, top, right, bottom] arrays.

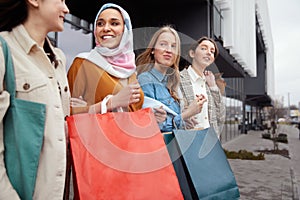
[[267, 0, 300, 107]]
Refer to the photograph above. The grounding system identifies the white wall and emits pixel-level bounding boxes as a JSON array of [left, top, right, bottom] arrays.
[[215, 0, 275, 100], [256, 0, 275, 101], [216, 0, 256, 77], [57, 14, 93, 72]]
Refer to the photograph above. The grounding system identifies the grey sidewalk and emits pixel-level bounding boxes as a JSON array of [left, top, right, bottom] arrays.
[[222, 125, 300, 200]]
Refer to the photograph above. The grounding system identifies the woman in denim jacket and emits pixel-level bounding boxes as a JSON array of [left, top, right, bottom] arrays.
[[136, 26, 206, 132]]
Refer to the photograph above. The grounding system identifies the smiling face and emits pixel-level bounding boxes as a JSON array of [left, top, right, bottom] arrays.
[[190, 40, 216, 71], [36, 0, 69, 32], [153, 31, 177, 73], [94, 8, 124, 49]]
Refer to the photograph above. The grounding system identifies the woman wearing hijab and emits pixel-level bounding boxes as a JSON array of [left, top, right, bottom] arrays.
[[67, 3, 144, 114], [67, 5, 171, 199]]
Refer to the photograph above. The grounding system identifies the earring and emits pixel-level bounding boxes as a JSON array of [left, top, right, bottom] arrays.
[[151, 51, 154, 54]]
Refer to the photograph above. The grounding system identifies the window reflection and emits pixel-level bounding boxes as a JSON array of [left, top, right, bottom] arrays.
[[220, 78, 244, 143]]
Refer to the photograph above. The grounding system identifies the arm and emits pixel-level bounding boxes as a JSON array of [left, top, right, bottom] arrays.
[[205, 70, 225, 128], [139, 74, 188, 132], [67, 58, 90, 114], [163, 96, 206, 132], [209, 87, 226, 129], [0, 43, 20, 200], [70, 81, 142, 114], [138, 74, 177, 132], [68, 59, 141, 114], [181, 94, 206, 120]]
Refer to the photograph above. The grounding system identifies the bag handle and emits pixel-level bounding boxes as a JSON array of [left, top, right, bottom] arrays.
[[172, 116, 188, 131], [0, 36, 16, 100], [101, 95, 113, 114], [101, 94, 123, 114]]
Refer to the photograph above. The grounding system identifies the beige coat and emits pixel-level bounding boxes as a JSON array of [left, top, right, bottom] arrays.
[[0, 25, 70, 200]]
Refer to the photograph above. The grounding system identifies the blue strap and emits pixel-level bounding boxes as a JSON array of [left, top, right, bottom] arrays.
[[0, 36, 15, 100]]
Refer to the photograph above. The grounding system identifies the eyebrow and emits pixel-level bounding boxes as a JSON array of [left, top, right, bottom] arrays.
[[97, 17, 122, 22], [200, 43, 215, 50]]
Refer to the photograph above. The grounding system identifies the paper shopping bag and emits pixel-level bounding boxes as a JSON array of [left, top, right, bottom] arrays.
[[67, 108, 183, 200], [164, 128, 240, 200]]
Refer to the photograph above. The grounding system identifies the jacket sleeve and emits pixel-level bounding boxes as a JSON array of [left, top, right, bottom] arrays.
[[138, 75, 183, 132], [210, 87, 226, 135], [67, 58, 90, 114], [0, 45, 21, 200]]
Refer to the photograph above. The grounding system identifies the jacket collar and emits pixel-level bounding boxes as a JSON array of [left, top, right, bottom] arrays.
[[12, 25, 63, 62]]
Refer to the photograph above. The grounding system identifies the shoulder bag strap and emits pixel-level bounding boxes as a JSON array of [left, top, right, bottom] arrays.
[[0, 36, 15, 100]]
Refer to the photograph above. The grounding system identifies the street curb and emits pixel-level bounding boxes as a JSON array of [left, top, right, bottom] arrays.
[[290, 167, 300, 200]]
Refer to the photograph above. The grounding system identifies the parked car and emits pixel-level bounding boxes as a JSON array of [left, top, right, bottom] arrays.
[[290, 118, 299, 125], [277, 118, 286, 123]]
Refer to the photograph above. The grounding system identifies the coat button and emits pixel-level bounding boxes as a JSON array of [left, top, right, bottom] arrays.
[[23, 83, 30, 90], [64, 86, 68, 92]]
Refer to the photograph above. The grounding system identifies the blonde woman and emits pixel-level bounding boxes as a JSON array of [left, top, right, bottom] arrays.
[[136, 26, 206, 132]]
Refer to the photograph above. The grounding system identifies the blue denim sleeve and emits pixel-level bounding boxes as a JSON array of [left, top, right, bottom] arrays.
[[138, 73, 156, 99], [159, 113, 184, 133], [138, 72, 184, 132]]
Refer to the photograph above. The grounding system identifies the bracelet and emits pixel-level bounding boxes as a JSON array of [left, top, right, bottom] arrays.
[[101, 95, 113, 114]]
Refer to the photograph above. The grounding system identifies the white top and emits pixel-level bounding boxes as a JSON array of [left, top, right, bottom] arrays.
[[187, 67, 210, 129]]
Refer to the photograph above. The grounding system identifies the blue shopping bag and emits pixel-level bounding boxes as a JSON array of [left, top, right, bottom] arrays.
[[164, 128, 240, 200]]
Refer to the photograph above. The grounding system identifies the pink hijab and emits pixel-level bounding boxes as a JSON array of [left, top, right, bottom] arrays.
[[77, 3, 136, 79]]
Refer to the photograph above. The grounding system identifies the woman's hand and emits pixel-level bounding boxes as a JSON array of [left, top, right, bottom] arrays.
[[204, 70, 217, 87], [184, 116, 198, 129], [153, 106, 167, 123], [109, 81, 141, 109], [70, 96, 87, 107], [182, 94, 207, 120]]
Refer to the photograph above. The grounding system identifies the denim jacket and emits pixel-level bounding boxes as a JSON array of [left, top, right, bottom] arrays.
[[138, 68, 184, 132]]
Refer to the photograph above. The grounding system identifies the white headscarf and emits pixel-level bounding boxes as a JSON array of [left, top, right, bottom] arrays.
[[77, 3, 136, 79]]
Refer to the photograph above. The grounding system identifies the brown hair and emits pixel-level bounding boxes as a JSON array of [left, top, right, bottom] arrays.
[[188, 36, 219, 59], [0, 0, 28, 31]]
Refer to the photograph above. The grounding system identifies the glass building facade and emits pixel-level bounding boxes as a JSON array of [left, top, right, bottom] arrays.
[[221, 78, 244, 143]]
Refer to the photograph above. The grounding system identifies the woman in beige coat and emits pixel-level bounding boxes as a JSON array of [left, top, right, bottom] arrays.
[[0, 0, 70, 199]]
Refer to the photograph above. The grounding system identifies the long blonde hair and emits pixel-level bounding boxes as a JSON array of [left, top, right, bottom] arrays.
[[136, 25, 181, 101]]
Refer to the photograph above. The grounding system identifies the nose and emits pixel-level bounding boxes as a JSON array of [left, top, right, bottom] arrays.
[[206, 49, 212, 56], [63, 2, 70, 14], [103, 23, 111, 31], [165, 44, 173, 52]]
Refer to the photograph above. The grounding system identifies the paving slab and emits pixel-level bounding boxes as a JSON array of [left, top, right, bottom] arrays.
[[222, 125, 300, 200]]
